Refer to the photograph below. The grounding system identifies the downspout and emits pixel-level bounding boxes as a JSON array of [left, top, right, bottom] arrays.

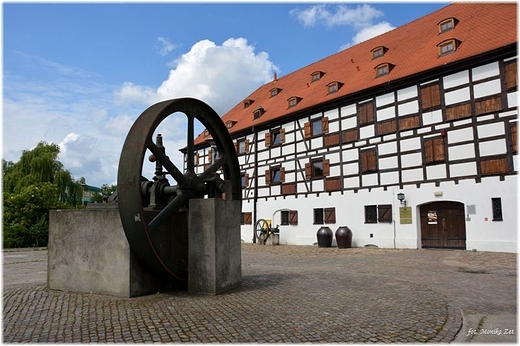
[[253, 126, 258, 243]]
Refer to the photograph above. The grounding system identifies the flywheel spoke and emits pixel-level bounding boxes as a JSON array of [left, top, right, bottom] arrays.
[[148, 140, 187, 186], [199, 156, 226, 180], [148, 191, 191, 232]]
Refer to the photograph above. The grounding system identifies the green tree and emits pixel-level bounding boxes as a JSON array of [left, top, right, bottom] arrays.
[[90, 184, 117, 203], [3, 141, 87, 248]]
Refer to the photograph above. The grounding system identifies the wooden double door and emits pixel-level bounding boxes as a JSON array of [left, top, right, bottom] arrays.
[[420, 201, 466, 249]]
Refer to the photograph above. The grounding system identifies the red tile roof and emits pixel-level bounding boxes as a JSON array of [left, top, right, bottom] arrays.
[[195, 2, 517, 146]]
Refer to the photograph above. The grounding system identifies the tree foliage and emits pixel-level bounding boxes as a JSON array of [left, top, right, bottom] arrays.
[[90, 184, 117, 203], [3, 141, 87, 248]]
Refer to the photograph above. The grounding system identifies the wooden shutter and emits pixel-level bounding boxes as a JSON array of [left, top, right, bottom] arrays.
[[511, 123, 517, 153], [421, 83, 441, 110], [424, 137, 445, 163], [305, 163, 312, 179], [323, 159, 330, 177], [304, 122, 312, 139], [194, 152, 199, 165], [265, 169, 271, 185], [481, 157, 509, 175], [234, 142, 238, 153], [289, 210, 298, 225], [280, 128, 285, 144], [361, 149, 377, 173], [244, 212, 252, 225], [265, 132, 271, 148], [324, 207, 336, 224], [359, 102, 374, 125], [243, 174, 249, 188], [207, 149, 212, 163], [322, 117, 329, 134], [505, 60, 517, 90], [279, 167, 285, 183], [378, 205, 392, 223], [245, 139, 250, 153]]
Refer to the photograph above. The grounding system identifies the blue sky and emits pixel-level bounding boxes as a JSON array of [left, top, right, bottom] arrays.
[[3, 2, 447, 187]]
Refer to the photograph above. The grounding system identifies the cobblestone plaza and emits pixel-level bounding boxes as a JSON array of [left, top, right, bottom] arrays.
[[3, 244, 517, 343]]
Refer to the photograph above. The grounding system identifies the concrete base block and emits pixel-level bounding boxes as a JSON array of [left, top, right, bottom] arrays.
[[48, 205, 177, 297], [188, 198, 242, 294]]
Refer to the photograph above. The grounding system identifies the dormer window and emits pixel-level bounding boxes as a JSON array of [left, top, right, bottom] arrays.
[[371, 46, 387, 59], [253, 107, 265, 120], [288, 96, 302, 108], [243, 99, 254, 108], [311, 71, 324, 82], [438, 17, 458, 33], [437, 39, 460, 56], [326, 81, 343, 94], [226, 120, 236, 129], [375, 63, 394, 78], [270, 88, 281, 97], [203, 129, 210, 137]]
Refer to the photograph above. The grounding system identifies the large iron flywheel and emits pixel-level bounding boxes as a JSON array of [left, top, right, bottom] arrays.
[[117, 98, 241, 281]]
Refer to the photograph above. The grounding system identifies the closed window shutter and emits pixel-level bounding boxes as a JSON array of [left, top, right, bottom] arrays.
[[324, 207, 336, 224], [322, 117, 329, 134], [378, 205, 392, 223], [280, 128, 286, 143], [280, 167, 285, 183], [244, 212, 252, 225], [245, 139, 250, 153], [359, 102, 374, 125], [289, 210, 298, 225], [265, 132, 271, 148], [424, 137, 445, 163], [305, 163, 312, 179], [304, 122, 311, 138], [265, 170, 271, 185], [207, 149, 212, 163], [323, 159, 330, 177], [361, 149, 377, 172], [421, 83, 441, 110]]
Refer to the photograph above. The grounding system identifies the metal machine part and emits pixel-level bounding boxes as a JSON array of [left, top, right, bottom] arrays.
[[117, 98, 241, 281]]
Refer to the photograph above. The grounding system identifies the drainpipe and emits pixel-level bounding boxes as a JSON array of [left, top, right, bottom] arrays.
[[393, 188, 397, 249], [253, 126, 258, 243]]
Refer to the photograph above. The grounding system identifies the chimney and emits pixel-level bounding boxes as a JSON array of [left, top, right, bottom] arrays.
[[274, 72, 277, 81]]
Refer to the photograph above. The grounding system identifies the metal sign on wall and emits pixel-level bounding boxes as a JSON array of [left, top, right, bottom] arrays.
[[399, 207, 412, 224]]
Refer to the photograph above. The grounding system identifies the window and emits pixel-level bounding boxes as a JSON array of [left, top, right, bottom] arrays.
[[254, 107, 265, 119], [314, 207, 336, 225], [371, 46, 387, 59], [281, 210, 298, 225], [424, 137, 445, 164], [492, 198, 503, 221], [235, 139, 249, 154], [438, 39, 460, 56], [365, 205, 377, 223], [241, 212, 252, 225], [288, 96, 301, 108], [327, 81, 340, 94], [265, 166, 284, 185], [378, 205, 392, 223], [226, 120, 236, 129], [360, 148, 378, 173], [358, 101, 374, 125], [375, 63, 392, 77], [270, 88, 281, 97], [243, 99, 253, 108], [311, 71, 324, 82], [438, 17, 457, 33], [203, 129, 210, 137], [304, 117, 329, 138], [420, 82, 441, 110], [265, 128, 285, 147], [241, 173, 249, 188], [305, 158, 330, 180]]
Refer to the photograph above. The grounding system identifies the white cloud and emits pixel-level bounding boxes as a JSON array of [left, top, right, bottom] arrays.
[[340, 21, 396, 50], [4, 38, 278, 188], [291, 4, 394, 50], [116, 37, 278, 116], [290, 4, 383, 29], [156, 37, 178, 56]]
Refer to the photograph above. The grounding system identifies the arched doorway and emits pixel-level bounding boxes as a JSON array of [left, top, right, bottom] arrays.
[[420, 201, 466, 249]]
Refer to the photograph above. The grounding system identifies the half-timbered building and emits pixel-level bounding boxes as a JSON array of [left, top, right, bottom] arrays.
[[190, 3, 517, 252]]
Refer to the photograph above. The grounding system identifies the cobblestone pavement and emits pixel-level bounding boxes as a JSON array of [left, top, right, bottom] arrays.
[[3, 245, 517, 343]]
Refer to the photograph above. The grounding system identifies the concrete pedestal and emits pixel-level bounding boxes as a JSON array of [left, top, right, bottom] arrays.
[[48, 205, 180, 298], [188, 198, 242, 294]]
